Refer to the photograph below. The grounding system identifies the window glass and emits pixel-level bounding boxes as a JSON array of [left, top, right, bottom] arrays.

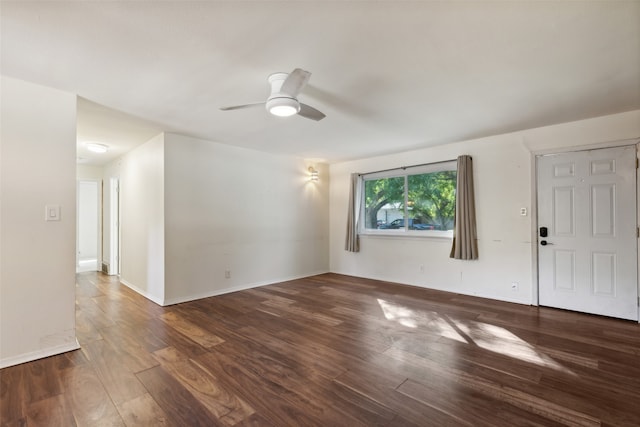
[[360, 162, 457, 236], [363, 176, 404, 230], [407, 171, 456, 231]]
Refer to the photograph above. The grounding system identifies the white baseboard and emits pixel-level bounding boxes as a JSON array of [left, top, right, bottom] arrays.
[[331, 270, 532, 306], [119, 270, 331, 307], [162, 269, 331, 306], [119, 279, 165, 306], [0, 339, 81, 369]]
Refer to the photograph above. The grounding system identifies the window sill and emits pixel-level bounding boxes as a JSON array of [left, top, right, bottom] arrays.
[[359, 230, 453, 240]]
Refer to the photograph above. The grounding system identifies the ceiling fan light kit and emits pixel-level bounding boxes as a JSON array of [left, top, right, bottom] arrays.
[[266, 97, 300, 117], [221, 68, 326, 121]]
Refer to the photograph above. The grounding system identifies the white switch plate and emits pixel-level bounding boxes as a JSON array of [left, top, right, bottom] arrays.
[[520, 207, 527, 216], [45, 205, 61, 221]]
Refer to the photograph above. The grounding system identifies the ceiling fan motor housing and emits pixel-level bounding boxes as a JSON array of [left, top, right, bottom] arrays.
[[220, 68, 323, 120], [267, 72, 289, 92], [266, 72, 300, 116]]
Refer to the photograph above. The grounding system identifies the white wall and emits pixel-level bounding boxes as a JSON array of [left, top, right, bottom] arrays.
[[163, 133, 329, 304], [105, 132, 329, 305], [116, 133, 165, 304], [0, 77, 78, 368], [330, 110, 640, 305], [77, 165, 104, 180]]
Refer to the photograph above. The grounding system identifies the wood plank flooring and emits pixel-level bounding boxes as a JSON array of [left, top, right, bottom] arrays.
[[2, 272, 639, 426]]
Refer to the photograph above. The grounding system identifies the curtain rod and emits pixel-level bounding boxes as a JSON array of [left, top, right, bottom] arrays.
[[358, 157, 459, 177]]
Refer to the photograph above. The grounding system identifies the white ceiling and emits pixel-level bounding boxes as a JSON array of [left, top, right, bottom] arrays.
[[2, 1, 639, 165], [76, 97, 165, 166]]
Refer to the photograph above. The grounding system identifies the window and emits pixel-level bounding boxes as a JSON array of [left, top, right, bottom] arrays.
[[360, 161, 457, 237]]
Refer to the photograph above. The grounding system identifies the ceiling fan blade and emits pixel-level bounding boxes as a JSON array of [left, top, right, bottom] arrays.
[[280, 68, 311, 97], [220, 102, 264, 111], [298, 103, 326, 121]]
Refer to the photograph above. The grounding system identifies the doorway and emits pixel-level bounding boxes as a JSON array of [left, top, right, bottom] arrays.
[[536, 145, 638, 321], [77, 180, 100, 272]]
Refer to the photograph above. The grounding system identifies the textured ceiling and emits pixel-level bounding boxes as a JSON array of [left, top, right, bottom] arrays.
[[2, 1, 639, 165]]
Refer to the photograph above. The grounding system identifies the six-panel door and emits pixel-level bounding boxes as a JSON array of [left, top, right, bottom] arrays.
[[537, 146, 638, 321]]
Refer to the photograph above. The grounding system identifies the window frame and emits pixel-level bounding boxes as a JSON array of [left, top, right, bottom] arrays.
[[358, 160, 457, 239]]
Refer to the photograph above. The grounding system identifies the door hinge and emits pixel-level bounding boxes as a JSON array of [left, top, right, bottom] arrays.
[[637, 227, 639, 238]]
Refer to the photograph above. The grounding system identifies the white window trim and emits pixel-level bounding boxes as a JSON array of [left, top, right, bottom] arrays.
[[359, 160, 456, 239]]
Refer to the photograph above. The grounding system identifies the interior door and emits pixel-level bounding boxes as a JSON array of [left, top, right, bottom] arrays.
[[109, 177, 120, 275], [537, 146, 638, 321], [77, 180, 100, 273]]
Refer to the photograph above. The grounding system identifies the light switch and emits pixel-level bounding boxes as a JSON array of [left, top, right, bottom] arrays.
[[520, 207, 527, 216], [45, 205, 61, 221]]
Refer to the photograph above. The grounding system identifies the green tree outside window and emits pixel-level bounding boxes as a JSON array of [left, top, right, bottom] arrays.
[[363, 169, 456, 232]]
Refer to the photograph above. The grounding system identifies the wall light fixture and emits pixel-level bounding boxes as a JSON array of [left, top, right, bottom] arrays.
[[308, 166, 319, 181]]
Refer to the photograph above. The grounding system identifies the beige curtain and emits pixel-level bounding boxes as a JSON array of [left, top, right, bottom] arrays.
[[345, 173, 360, 252], [450, 155, 478, 260]]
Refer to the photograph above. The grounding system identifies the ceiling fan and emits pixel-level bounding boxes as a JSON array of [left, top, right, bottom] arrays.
[[220, 68, 326, 121]]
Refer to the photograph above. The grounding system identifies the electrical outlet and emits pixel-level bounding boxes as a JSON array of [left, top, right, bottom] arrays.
[[511, 282, 518, 291], [225, 270, 231, 279]]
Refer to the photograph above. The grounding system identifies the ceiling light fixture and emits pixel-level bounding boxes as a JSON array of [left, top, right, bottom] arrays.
[[86, 142, 109, 153], [266, 97, 300, 117]]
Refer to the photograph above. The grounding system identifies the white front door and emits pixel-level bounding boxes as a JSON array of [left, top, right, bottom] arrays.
[[537, 146, 638, 321]]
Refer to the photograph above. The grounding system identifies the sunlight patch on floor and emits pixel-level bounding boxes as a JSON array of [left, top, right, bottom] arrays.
[[377, 299, 468, 342], [455, 321, 574, 374], [377, 298, 575, 374]]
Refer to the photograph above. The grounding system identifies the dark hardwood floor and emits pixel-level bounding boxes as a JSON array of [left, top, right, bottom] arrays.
[[2, 272, 639, 426]]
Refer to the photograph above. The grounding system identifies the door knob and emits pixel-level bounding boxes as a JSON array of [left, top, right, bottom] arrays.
[[540, 240, 554, 246]]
